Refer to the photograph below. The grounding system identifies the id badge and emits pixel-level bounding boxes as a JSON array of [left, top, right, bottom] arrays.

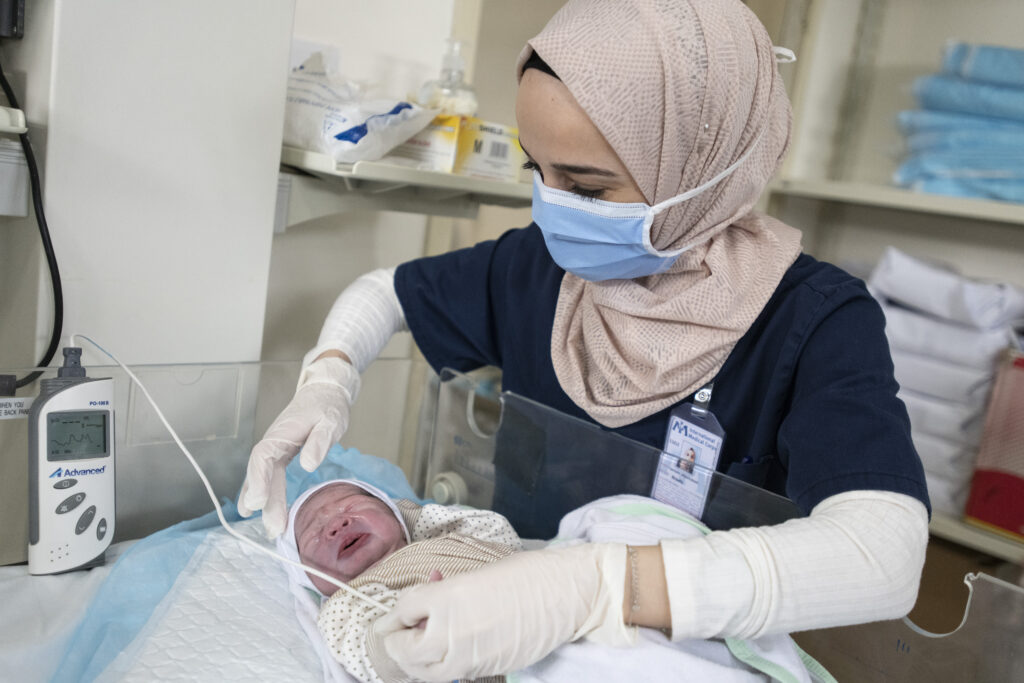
[[651, 384, 726, 520]]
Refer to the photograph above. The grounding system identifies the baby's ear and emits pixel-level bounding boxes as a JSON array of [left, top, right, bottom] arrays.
[[428, 569, 444, 582]]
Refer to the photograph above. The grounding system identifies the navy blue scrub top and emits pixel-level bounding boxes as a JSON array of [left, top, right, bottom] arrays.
[[395, 225, 930, 532]]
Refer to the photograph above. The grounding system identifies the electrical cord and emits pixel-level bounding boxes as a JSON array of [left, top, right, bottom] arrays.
[[0, 51, 64, 388]]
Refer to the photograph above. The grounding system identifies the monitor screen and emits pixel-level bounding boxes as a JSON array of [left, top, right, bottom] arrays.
[[47, 410, 109, 461]]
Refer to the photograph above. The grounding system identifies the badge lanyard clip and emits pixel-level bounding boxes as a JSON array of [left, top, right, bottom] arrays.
[[691, 382, 714, 419]]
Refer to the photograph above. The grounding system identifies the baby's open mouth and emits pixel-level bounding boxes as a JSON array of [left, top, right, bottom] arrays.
[[338, 533, 368, 558]]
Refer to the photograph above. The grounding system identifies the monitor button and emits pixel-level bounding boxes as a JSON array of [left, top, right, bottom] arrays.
[[56, 492, 86, 515], [75, 506, 97, 535]]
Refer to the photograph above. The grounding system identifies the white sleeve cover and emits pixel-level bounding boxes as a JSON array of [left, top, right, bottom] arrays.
[[661, 489, 929, 640], [302, 267, 409, 374]]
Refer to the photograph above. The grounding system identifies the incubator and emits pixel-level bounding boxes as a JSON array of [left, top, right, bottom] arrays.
[[1, 359, 1022, 680]]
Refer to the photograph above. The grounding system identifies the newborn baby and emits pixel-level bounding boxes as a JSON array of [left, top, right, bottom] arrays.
[[277, 479, 522, 683], [290, 481, 409, 593]]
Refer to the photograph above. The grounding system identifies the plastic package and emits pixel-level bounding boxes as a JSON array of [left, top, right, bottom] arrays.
[[869, 247, 1024, 330], [414, 39, 478, 117], [942, 41, 1024, 89], [282, 52, 437, 164]]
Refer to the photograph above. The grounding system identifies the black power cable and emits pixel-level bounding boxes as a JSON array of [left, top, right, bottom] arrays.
[[0, 53, 63, 388]]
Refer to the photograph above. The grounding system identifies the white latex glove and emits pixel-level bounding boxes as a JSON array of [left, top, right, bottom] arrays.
[[373, 543, 634, 681], [237, 356, 360, 538]]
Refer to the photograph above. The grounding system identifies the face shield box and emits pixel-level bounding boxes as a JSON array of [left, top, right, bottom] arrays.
[[383, 114, 527, 183]]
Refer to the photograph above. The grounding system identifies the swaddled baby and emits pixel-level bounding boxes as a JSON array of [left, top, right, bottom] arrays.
[[277, 479, 522, 683]]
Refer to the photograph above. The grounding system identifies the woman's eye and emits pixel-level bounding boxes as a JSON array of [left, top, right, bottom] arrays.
[[569, 185, 604, 200], [522, 159, 539, 172]]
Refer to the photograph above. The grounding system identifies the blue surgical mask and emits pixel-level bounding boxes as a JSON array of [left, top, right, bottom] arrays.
[[531, 130, 763, 282]]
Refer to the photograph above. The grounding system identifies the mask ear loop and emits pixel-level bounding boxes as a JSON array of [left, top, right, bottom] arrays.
[[772, 46, 797, 63], [640, 46, 794, 257], [649, 123, 769, 217], [641, 116, 770, 258]]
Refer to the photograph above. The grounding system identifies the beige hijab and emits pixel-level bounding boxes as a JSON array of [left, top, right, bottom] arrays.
[[518, 0, 803, 428]]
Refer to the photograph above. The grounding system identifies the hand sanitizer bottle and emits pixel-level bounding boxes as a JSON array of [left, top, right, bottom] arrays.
[[417, 38, 478, 117]]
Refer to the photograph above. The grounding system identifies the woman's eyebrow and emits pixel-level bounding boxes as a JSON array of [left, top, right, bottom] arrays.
[[520, 140, 619, 177], [551, 162, 618, 177]]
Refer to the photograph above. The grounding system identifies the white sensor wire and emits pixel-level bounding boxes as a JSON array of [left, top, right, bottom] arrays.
[[71, 334, 390, 613]]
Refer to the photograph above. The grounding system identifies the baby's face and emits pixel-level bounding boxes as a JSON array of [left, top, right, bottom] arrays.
[[294, 483, 406, 594]]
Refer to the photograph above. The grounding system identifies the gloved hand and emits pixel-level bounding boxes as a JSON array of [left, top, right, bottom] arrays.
[[237, 356, 360, 538], [373, 543, 634, 681]]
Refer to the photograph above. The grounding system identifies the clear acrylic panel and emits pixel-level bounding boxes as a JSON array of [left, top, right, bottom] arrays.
[[418, 368, 802, 538]]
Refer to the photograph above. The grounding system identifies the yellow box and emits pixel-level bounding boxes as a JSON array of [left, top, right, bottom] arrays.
[[453, 117, 526, 182], [385, 114, 462, 174], [385, 115, 526, 183]]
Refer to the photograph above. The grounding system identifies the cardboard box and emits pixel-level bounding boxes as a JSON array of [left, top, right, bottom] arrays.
[[965, 348, 1024, 542], [385, 115, 526, 183]]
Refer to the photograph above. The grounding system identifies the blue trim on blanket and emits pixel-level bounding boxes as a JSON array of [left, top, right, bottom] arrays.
[[51, 445, 422, 682]]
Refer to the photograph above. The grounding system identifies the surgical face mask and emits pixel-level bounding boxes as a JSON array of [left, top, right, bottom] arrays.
[[531, 128, 764, 282]]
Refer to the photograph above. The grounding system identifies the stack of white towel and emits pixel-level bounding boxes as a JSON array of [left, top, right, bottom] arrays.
[[868, 247, 1024, 516], [894, 41, 1024, 203]]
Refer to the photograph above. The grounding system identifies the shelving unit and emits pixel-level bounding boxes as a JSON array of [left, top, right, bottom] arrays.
[[767, 0, 1024, 273], [766, 0, 1024, 565], [277, 146, 531, 230], [771, 179, 1024, 227]]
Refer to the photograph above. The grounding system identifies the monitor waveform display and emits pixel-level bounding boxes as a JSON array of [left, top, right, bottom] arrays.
[[47, 412, 108, 460]]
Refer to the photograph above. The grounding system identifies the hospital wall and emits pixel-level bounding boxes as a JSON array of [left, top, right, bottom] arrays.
[[0, 0, 296, 369], [0, 0, 466, 373]]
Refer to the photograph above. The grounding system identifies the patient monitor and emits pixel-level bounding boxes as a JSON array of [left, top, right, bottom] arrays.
[[28, 348, 115, 574]]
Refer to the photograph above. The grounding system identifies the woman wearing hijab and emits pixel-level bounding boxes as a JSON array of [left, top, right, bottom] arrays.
[[240, 0, 930, 679]]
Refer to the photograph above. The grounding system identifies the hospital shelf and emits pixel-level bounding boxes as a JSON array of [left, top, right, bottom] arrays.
[[770, 178, 1024, 226], [278, 146, 531, 228], [929, 512, 1024, 564], [761, 0, 1024, 292]]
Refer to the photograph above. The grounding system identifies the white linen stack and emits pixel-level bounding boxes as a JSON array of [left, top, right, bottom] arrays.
[[868, 247, 1024, 516]]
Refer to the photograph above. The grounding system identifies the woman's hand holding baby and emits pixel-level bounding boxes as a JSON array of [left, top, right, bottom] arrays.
[[373, 544, 634, 681]]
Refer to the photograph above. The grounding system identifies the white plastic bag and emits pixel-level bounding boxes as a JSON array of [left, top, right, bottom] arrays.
[[283, 52, 437, 164], [869, 247, 1024, 330]]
